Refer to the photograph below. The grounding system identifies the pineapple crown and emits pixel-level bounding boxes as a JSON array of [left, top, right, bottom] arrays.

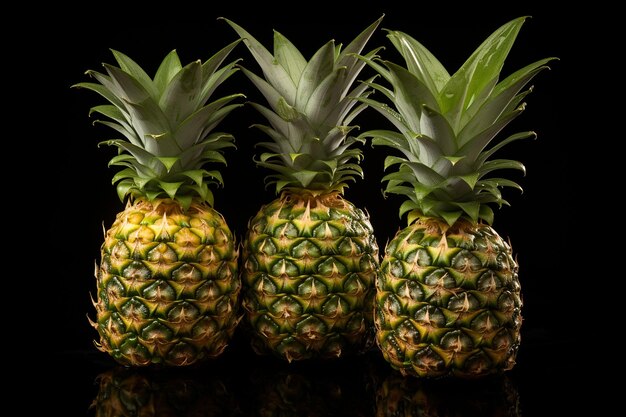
[[357, 16, 557, 226], [73, 42, 244, 210], [221, 16, 384, 195]]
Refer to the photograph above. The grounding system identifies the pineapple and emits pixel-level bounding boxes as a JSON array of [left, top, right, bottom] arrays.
[[358, 17, 557, 377], [221, 17, 383, 361], [74, 43, 244, 366]]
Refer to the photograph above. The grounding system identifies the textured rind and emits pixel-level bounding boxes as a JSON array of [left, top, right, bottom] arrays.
[[242, 191, 380, 361], [375, 218, 522, 378], [92, 199, 241, 366]]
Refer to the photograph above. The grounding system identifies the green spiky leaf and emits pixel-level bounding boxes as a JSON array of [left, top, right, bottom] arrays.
[[76, 46, 242, 205], [224, 16, 383, 193], [359, 16, 556, 225]]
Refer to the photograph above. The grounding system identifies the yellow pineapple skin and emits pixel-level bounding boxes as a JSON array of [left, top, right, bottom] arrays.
[[241, 191, 380, 361], [92, 198, 241, 366], [376, 218, 522, 378]]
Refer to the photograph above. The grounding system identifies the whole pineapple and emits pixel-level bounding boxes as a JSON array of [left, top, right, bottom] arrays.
[[75, 43, 244, 366], [221, 17, 383, 361], [358, 17, 557, 377]]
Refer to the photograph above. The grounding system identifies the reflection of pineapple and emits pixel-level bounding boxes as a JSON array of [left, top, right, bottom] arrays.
[[376, 371, 521, 417], [92, 367, 241, 417], [359, 17, 557, 377], [222, 17, 382, 360], [245, 360, 374, 417], [75, 44, 243, 366]]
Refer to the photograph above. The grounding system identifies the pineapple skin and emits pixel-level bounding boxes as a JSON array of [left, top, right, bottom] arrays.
[[92, 198, 241, 366], [376, 218, 522, 378], [241, 191, 380, 361]]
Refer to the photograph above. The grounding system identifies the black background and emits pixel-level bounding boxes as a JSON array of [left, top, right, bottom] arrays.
[[29, 3, 579, 416]]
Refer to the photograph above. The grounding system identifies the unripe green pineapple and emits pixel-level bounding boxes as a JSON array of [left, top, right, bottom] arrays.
[[358, 17, 557, 377], [75, 43, 244, 366], [222, 17, 383, 361]]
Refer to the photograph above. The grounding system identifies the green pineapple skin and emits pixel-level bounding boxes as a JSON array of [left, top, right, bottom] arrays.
[[93, 198, 241, 367], [375, 218, 522, 378], [241, 191, 380, 361]]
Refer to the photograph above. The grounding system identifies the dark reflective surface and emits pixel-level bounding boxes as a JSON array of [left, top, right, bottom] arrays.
[[47, 328, 577, 417], [91, 366, 241, 416]]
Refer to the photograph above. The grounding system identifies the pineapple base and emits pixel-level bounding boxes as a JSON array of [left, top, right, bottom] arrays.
[[375, 218, 522, 378], [241, 191, 380, 361], [91, 198, 241, 366]]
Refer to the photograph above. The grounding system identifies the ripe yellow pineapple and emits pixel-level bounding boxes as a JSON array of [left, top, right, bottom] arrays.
[[221, 17, 383, 361], [75, 44, 244, 366], [358, 17, 557, 377]]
